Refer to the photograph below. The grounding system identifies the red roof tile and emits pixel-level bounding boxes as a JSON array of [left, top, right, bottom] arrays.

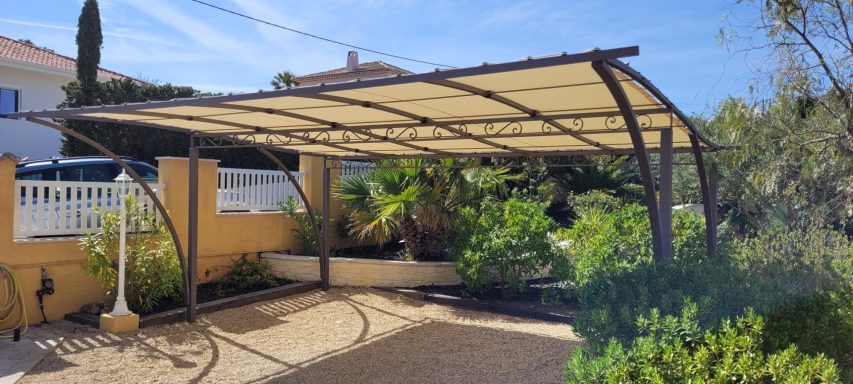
[[0, 35, 129, 80]]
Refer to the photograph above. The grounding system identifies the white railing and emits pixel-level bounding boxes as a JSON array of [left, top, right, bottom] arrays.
[[340, 161, 372, 183], [14, 180, 164, 238], [217, 168, 303, 212]]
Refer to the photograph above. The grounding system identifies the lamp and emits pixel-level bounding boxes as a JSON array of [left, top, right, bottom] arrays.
[[110, 169, 133, 316]]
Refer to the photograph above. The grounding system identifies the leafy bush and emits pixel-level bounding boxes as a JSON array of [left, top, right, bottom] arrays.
[[455, 198, 568, 296], [557, 198, 706, 287], [82, 196, 183, 314], [570, 223, 852, 352], [216, 255, 278, 296], [278, 196, 321, 256], [565, 302, 841, 383], [763, 291, 853, 382]]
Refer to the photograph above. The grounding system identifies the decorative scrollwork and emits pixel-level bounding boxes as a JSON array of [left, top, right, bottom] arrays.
[[433, 125, 467, 138], [636, 114, 652, 129], [302, 131, 330, 143], [342, 130, 372, 142], [570, 117, 584, 131], [385, 126, 418, 140], [264, 134, 293, 146], [605, 115, 622, 130], [484, 121, 523, 135]]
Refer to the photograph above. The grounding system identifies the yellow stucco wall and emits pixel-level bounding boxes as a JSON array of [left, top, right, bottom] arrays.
[[0, 155, 351, 327]]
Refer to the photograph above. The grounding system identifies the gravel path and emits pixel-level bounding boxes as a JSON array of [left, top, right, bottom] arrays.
[[21, 287, 581, 383]]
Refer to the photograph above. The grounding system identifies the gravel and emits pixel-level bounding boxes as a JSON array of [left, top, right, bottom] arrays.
[[21, 287, 582, 383]]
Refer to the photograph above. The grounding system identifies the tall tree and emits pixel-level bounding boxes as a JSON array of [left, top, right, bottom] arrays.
[[270, 71, 299, 89], [76, 0, 102, 106]]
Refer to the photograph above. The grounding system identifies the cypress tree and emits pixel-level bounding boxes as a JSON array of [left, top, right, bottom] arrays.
[[76, 0, 102, 106]]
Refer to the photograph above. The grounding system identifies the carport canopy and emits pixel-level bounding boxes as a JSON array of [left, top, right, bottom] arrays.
[[6, 46, 717, 159], [6, 46, 720, 321]]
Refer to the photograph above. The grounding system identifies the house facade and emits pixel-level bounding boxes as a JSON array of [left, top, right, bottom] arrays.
[[294, 51, 412, 86], [0, 35, 128, 160]]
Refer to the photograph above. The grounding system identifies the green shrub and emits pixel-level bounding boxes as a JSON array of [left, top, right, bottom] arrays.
[[455, 198, 568, 296], [570, 224, 852, 353], [763, 291, 853, 382], [216, 255, 278, 296], [557, 200, 706, 287], [278, 196, 321, 256], [82, 196, 183, 314], [565, 302, 842, 383]]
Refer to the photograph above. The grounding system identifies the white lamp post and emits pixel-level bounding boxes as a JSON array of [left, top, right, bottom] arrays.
[[110, 169, 132, 316]]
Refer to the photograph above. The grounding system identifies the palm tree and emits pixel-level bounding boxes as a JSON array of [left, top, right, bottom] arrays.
[[338, 158, 512, 259], [270, 71, 299, 89]]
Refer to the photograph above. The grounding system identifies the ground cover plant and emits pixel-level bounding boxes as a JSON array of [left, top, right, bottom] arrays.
[[564, 303, 842, 383], [82, 196, 183, 314], [215, 255, 279, 297]]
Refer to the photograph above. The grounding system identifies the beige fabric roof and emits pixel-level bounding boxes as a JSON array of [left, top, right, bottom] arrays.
[[7, 46, 717, 159]]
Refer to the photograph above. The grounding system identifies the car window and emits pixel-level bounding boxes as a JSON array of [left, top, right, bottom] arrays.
[[129, 163, 159, 182], [60, 164, 116, 182], [16, 169, 59, 181]]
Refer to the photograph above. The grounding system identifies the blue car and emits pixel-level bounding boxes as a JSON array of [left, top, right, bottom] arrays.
[[15, 156, 158, 183]]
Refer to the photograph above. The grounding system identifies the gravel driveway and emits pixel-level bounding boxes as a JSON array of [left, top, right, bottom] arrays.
[[21, 287, 581, 383]]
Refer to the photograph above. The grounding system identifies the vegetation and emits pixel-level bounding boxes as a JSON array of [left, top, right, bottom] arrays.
[[565, 303, 841, 383], [455, 198, 568, 296], [271, 71, 300, 89], [338, 159, 511, 260], [278, 196, 321, 256], [75, 0, 101, 107], [82, 196, 183, 314], [216, 255, 279, 297]]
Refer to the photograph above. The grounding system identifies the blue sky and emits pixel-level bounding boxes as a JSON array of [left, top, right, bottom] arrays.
[[1, 1, 762, 116]]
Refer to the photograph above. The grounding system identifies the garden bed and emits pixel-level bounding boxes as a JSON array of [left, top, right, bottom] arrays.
[[65, 280, 319, 328], [383, 279, 578, 323]]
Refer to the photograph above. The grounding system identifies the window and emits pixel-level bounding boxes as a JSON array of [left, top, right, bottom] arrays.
[[60, 165, 116, 182], [129, 163, 159, 182], [0, 88, 19, 114]]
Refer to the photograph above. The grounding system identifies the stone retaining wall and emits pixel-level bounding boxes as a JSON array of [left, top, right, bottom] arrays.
[[261, 252, 461, 287]]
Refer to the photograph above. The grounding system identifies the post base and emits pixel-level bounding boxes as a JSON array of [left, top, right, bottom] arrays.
[[99, 312, 140, 333]]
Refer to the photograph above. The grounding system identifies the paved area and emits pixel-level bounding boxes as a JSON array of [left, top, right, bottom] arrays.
[[20, 287, 581, 383], [0, 325, 63, 384]]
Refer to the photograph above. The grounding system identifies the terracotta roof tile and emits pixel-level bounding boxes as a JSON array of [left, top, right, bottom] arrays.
[[295, 61, 412, 86], [0, 35, 129, 80]]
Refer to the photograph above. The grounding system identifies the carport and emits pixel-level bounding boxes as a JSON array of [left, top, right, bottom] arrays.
[[4, 46, 719, 322]]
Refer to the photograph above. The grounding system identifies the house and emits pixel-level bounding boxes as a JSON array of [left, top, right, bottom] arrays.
[[294, 51, 412, 87], [0, 35, 130, 160]]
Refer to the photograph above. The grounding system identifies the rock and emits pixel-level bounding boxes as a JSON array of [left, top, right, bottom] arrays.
[[80, 301, 106, 315]]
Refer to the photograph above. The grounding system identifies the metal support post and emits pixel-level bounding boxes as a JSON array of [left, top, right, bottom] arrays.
[[658, 129, 674, 260], [187, 146, 199, 322], [321, 164, 331, 291]]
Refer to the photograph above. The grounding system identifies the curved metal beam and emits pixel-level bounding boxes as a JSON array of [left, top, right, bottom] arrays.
[[690, 133, 716, 258], [606, 60, 721, 151], [592, 62, 665, 261], [26, 118, 190, 300], [255, 148, 328, 290], [427, 79, 618, 152]]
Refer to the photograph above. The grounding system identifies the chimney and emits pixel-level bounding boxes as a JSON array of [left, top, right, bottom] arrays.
[[346, 51, 359, 71]]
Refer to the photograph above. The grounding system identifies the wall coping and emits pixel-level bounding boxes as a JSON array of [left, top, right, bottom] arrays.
[[14, 236, 82, 245], [155, 156, 220, 163], [261, 252, 456, 267], [216, 211, 284, 217]]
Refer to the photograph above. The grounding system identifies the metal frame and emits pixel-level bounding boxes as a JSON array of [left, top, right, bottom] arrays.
[[5, 47, 723, 317], [25, 118, 191, 307]]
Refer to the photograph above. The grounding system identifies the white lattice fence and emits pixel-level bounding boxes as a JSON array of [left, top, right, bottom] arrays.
[[217, 168, 303, 212], [14, 180, 163, 238]]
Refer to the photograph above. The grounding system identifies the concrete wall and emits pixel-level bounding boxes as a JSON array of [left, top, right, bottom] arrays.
[[262, 252, 461, 287], [0, 65, 70, 160], [0, 155, 353, 327]]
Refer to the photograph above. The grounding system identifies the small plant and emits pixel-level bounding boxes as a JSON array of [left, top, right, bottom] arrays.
[[216, 255, 278, 296], [278, 196, 321, 256], [455, 198, 568, 297], [565, 302, 842, 383], [82, 196, 183, 314]]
